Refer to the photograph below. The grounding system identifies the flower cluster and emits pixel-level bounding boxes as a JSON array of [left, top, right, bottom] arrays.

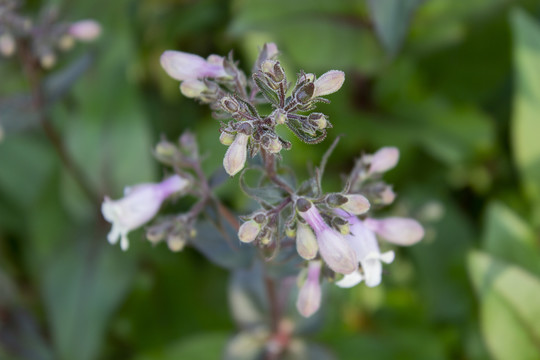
[[0, 0, 100, 67], [103, 44, 425, 325], [161, 43, 345, 177]]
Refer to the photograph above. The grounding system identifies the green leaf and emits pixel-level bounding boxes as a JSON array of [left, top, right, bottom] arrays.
[[482, 202, 540, 276], [135, 333, 229, 360], [41, 240, 135, 360], [239, 167, 284, 205], [511, 8, 540, 218], [367, 0, 423, 56], [468, 251, 540, 359]]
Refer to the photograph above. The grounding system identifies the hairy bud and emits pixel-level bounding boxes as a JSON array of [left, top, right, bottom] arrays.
[[223, 133, 249, 176], [238, 220, 261, 243], [341, 194, 370, 215], [296, 223, 318, 260]]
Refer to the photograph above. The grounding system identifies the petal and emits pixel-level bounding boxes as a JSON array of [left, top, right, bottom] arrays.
[[317, 228, 358, 274], [120, 233, 130, 251], [335, 270, 363, 288], [361, 257, 382, 287], [107, 224, 121, 245], [160, 50, 208, 81]]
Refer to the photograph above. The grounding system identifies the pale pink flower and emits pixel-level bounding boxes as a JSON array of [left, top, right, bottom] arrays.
[[69, 20, 101, 41], [369, 147, 399, 174], [102, 175, 189, 251], [160, 50, 228, 81], [312, 70, 345, 97], [296, 261, 322, 317]]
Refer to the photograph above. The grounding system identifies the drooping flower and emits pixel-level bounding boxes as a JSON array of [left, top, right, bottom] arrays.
[[69, 20, 102, 42], [335, 210, 424, 288], [296, 261, 322, 317], [160, 50, 228, 82], [223, 133, 249, 176], [102, 175, 189, 251], [299, 203, 357, 274]]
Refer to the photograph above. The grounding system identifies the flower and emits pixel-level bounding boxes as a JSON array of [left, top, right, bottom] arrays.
[[223, 133, 249, 176], [335, 210, 424, 288], [296, 261, 322, 317], [299, 203, 357, 274], [368, 147, 399, 174], [160, 50, 228, 82], [102, 175, 189, 251], [238, 220, 261, 243], [312, 70, 345, 98], [69, 20, 102, 42]]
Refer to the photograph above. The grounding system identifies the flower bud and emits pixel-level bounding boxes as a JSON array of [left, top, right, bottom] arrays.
[[180, 79, 207, 98], [296, 223, 318, 260], [58, 35, 75, 51], [167, 234, 186, 252], [379, 186, 396, 205], [285, 223, 296, 238], [219, 132, 235, 146], [69, 20, 102, 41], [274, 109, 287, 125], [364, 217, 424, 246], [238, 220, 261, 243], [296, 261, 322, 317], [221, 96, 240, 112], [267, 137, 282, 154], [369, 147, 399, 174], [161, 50, 227, 81], [326, 193, 348, 208], [265, 42, 279, 59], [308, 113, 328, 130], [40, 53, 56, 69], [341, 194, 370, 215], [313, 70, 345, 97], [155, 139, 177, 157], [223, 133, 249, 176], [0, 34, 16, 57]]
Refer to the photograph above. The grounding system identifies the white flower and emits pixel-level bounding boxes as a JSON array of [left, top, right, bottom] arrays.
[[102, 175, 189, 251], [296, 261, 322, 317], [335, 210, 424, 288]]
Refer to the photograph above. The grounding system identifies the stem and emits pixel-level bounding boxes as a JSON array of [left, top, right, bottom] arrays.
[[261, 149, 295, 195], [18, 40, 100, 205]]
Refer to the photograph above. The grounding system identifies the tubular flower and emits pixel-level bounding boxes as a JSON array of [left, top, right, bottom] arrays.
[[335, 210, 424, 288], [296, 261, 322, 317], [160, 50, 228, 82], [299, 204, 357, 274], [102, 175, 189, 251]]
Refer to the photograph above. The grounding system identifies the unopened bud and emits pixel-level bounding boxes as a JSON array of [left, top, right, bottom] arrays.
[[238, 220, 261, 243], [296, 261, 322, 317], [313, 70, 345, 97], [253, 213, 266, 224], [308, 113, 327, 130], [265, 43, 279, 58], [341, 194, 370, 215], [379, 186, 396, 205], [261, 59, 276, 74], [0, 34, 16, 57], [296, 223, 318, 260], [274, 109, 287, 125], [180, 79, 207, 98], [40, 53, 56, 69], [369, 147, 399, 174], [221, 96, 239, 112], [223, 133, 249, 176], [258, 227, 272, 245], [155, 140, 177, 157], [285, 223, 296, 238], [219, 131, 235, 145], [69, 20, 102, 42], [58, 35, 74, 51], [167, 234, 186, 252], [146, 226, 167, 244], [267, 137, 282, 154]]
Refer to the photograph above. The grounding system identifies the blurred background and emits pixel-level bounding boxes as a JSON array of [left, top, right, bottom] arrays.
[[1, 0, 540, 359]]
